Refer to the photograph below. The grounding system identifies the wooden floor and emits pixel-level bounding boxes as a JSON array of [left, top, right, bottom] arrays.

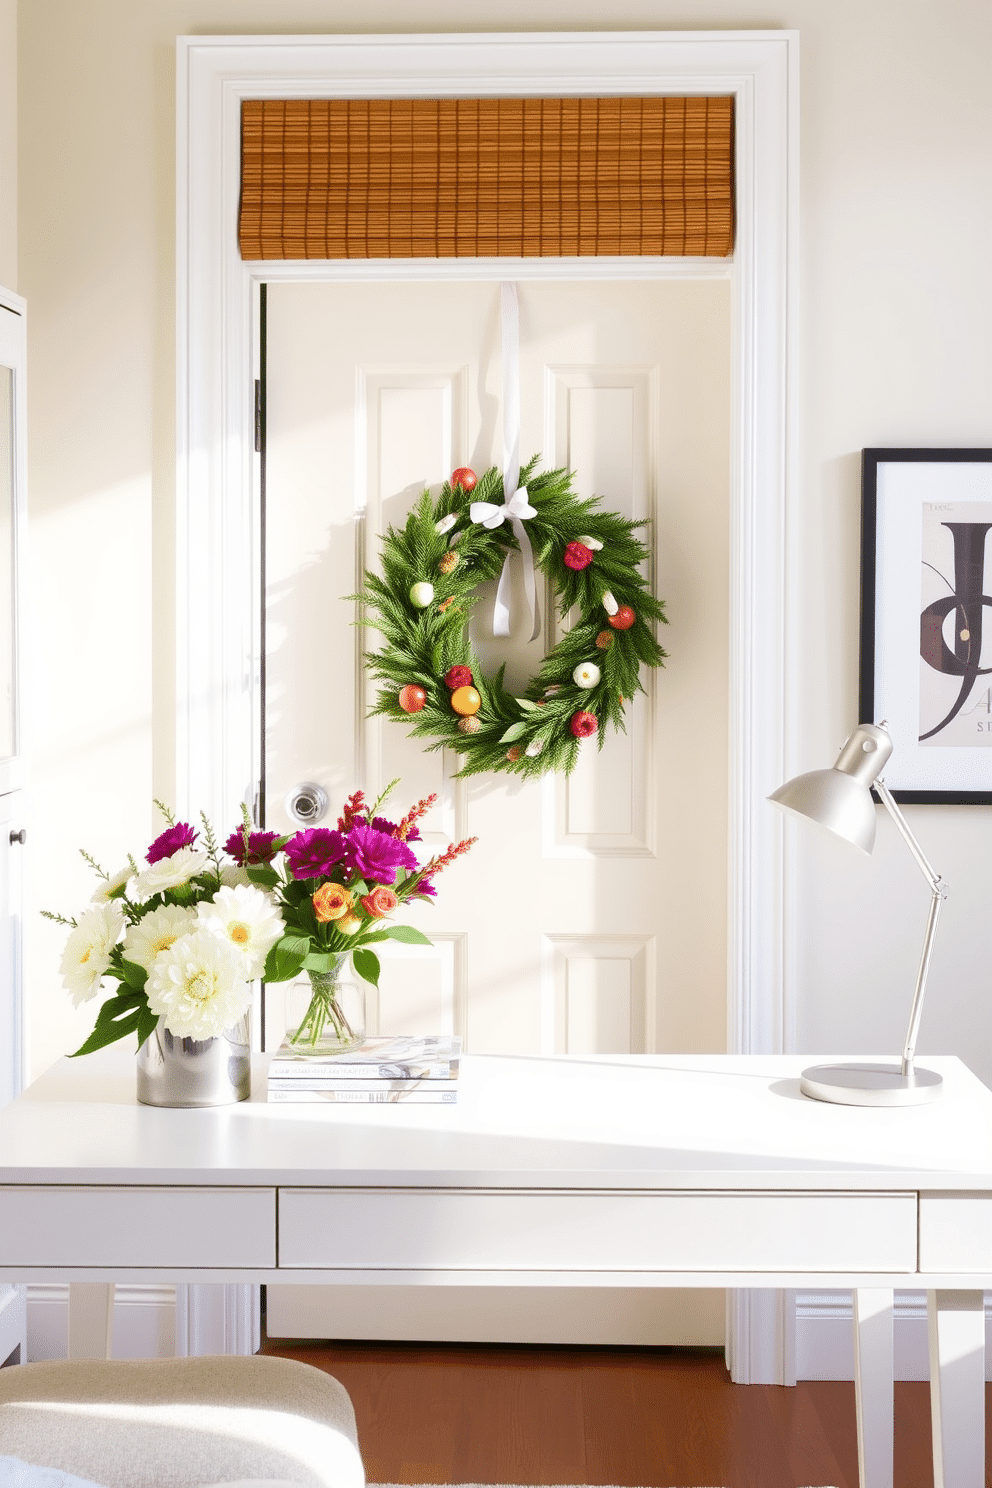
[[258, 1338, 990, 1488]]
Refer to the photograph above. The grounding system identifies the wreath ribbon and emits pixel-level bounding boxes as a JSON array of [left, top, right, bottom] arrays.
[[469, 282, 540, 642]]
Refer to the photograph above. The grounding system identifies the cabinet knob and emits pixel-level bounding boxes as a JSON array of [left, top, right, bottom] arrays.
[[9, 828, 26, 846]]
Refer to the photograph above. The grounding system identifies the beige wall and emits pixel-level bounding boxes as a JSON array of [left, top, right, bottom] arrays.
[[17, 1, 992, 1081], [0, 0, 14, 290]]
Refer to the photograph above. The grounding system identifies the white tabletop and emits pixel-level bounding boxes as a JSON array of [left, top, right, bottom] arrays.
[[2, 1050, 991, 1191]]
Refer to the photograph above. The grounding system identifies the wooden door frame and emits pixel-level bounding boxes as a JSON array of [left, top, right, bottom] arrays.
[[176, 29, 800, 1382]]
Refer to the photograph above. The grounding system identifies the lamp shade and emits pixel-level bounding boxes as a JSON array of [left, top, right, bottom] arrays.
[[768, 723, 894, 855]]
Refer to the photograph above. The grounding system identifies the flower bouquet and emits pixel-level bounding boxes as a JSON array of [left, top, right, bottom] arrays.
[[50, 806, 287, 1056], [51, 783, 476, 1061], [243, 781, 476, 1053]]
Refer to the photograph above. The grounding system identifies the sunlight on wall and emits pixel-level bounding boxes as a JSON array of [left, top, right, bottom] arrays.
[[27, 477, 152, 1079]]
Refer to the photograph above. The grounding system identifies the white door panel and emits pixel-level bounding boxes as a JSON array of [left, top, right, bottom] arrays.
[[264, 278, 730, 1344]]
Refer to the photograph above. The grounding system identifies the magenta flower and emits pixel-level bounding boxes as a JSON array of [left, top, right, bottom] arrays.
[[369, 815, 421, 843], [344, 823, 418, 885], [410, 875, 437, 899], [284, 828, 348, 880], [224, 828, 281, 866], [146, 822, 198, 864]]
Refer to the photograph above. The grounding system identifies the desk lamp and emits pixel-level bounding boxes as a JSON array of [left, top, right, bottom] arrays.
[[769, 722, 946, 1106]]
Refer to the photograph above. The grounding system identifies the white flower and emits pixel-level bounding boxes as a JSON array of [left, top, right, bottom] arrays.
[[123, 904, 197, 972], [219, 862, 253, 890], [134, 846, 211, 900], [146, 930, 251, 1039], [196, 883, 284, 979], [91, 866, 133, 903], [60, 903, 125, 1007]]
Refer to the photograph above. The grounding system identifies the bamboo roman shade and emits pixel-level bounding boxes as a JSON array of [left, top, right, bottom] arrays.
[[239, 96, 734, 260]]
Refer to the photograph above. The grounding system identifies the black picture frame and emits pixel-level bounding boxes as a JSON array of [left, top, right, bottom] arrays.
[[860, 448, 992, 803]]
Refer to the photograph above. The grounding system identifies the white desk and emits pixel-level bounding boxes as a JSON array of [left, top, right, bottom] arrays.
[[2, 1050, 990, 1488]]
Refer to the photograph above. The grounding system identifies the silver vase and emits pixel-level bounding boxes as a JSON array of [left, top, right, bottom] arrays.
[[136, 1013, 251, 1107]]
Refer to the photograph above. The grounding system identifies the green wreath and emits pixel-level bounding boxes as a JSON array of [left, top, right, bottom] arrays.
[[356, 457, 668, 778]]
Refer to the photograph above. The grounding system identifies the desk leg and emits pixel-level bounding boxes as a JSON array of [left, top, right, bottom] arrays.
[[67, 1284, 114, 1360], [853, 1288, 893, 1488], [927, 1290, 985, 1488]]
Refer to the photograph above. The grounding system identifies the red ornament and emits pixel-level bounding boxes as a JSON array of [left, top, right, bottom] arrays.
[[444, 665, 473, 690], [608, 605, 636, 630], [399, 685, 427, 714], [570, 710, 598, 739], [450, 466, 477, 493], [563, 541, 594, 571]]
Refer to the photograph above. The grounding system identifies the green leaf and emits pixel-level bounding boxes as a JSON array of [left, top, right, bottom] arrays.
[[382, 924, 433, 945], [93, 989, 144, 1027], [499, 722, 527, 744], [246, 864, 281, 888], [352, 947, 381, 987], [119, 958, 148, 991], [263, 934, 311, 983], [136, 1003, 160, 1049], [515, 698, 539, 712], [70, 1004, 143, 1058], [302, 950, 339, 973]]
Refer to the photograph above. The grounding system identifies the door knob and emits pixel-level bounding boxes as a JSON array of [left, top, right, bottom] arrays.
[[284, 782, 329, 827], [9, 828, 26, 845]]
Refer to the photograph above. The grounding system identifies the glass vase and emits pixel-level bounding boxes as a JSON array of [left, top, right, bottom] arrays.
[[285, 953, 365, 1055]]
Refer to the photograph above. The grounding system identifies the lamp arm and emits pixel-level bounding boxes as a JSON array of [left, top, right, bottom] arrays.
[[875, 779, 948, 1076]]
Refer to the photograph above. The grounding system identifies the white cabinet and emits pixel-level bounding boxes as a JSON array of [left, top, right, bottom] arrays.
[[0, 285, 26, 1368]]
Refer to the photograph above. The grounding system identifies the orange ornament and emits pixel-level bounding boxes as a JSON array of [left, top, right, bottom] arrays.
[[450, 685, 481, 717]]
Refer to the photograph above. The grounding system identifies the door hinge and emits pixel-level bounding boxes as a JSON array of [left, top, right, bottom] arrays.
[[254, 379, 263, 453]]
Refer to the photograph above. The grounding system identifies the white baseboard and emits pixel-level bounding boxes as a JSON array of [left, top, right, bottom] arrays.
[[29, 1284, 989, 1380], [26, 1285, 176, 1361], [25, 1283, 260, 1362], [0, 1285, 26, 1365], [796, 1291, 992, 1381], [264, 1284, 727, 1347]]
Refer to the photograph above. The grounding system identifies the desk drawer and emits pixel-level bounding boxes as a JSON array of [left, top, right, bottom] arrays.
[[920, 1193, 992, 1271], [0, 1187, 276, 1268], [278, 1189, 917, 1272]]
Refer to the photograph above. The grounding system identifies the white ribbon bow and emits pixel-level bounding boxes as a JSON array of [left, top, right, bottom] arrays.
[[470, 487, 537, 530], [469, 283, 541, 640]]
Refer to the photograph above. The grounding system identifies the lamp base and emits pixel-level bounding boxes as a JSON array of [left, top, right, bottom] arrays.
[[799, 1062, 942, 1107]]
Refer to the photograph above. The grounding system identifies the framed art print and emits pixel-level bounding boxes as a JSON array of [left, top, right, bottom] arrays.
[[861, 448, 992, 802]]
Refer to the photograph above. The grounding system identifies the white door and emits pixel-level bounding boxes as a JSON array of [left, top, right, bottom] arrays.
[[263, 277, 730, 1345]]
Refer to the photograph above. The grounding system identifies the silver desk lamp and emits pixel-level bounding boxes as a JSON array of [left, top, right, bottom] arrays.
[[769, 722, 946, 1106]]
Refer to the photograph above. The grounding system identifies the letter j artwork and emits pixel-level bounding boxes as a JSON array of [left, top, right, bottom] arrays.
[[919, 502, 992, 745]]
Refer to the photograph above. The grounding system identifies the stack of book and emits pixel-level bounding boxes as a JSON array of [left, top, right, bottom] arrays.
[[266, 1034, 461, 1104]]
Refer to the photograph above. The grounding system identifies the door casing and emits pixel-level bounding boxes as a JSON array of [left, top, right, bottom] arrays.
[[176, 28, 800, 1382]]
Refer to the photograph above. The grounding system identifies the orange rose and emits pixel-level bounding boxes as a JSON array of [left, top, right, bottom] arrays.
[[360, 886, 398, 918], [313, 883, 352, 922], [337, 912, 362, 935]]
